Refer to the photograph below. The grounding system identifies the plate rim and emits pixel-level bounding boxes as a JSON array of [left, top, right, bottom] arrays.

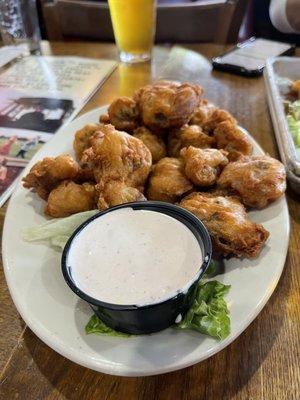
[[2, 106, 290, 376]]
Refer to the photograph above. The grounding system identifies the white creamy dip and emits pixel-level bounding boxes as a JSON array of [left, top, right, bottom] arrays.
[[68, 208, 203, 306]]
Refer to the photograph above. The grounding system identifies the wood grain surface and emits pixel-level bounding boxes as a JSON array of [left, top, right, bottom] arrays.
[[0, 42, 299, 400]]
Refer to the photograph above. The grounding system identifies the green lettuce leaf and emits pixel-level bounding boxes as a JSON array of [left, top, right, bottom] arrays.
[[291, 100, 300, 120], [23, 209, 99, 249], [85, 280, 231, 340], [85, 314, 130, 337], [287, 114, 300, 139], [286, 101, 300, 152], [203, 259, 225, 278], [176, 280, 231, 340], [203, 259, 217, 277]]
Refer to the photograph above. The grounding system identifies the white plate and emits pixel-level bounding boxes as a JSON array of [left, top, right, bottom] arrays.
[[2, 107, 289, 377]]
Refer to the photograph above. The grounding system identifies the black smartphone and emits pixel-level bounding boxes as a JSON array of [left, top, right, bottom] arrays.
[[212, 37, 295, 77]]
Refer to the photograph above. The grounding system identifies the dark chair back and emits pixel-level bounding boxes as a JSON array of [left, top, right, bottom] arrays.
[[39, 0, 250, 44]]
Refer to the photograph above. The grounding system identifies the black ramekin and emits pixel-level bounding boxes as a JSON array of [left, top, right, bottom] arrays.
[[61, 201, 212, 335]]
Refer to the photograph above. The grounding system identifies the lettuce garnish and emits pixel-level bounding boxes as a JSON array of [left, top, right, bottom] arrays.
[[85, 280, 231, 340]]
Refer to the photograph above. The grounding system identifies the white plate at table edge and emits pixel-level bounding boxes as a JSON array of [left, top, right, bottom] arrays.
[[2, 106, 290, 377]]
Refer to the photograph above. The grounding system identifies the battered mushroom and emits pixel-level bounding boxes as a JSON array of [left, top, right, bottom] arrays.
[[167, 124, 214, 157], [147, 157, 193, 202], [217, 155, 286, 208], [73, 123, 102, 161], [180, 146, 228, 186], [203, 108, 237, 133], [45, 181, 96, 217], [133, 126, 166, 163], [214, 120, 253, 161], [97, 181, 146, 210], [180, 192, 269, 258], [82, 124, 152, 188], [189, 99, 217, 126], [167, 129, 182, 157], [108, 97, 139, 132], [99, 114, 110, 124], [22, 154, 80, 200], [134, 81, 203, 132], [81, 124, 152, 209]]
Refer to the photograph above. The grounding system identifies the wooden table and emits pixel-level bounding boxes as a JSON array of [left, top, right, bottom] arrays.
[[0, 42, 299, 400]]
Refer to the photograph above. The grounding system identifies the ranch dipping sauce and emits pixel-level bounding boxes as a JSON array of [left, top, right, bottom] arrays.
[[68, 208, 203, 306]]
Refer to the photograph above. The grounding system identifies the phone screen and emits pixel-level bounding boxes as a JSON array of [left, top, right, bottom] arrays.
[[214, 38, 293, 71]]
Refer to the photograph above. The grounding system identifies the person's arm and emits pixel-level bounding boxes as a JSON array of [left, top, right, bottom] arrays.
[[270, 0, 300, 34]]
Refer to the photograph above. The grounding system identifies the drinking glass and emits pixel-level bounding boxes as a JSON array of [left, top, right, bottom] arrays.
[[0, 0, 41, 54], [108, 0, 156, 63]]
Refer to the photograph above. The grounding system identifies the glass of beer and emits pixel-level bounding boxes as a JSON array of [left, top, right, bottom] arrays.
[[108, 0, 156, 63]]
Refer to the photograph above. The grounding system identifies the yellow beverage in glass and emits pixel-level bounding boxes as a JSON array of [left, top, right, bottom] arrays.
[[108, 0, 156, 63]]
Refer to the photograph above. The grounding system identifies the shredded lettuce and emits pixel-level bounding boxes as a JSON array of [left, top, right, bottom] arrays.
[[23, 210, 99, 249], [175, 280, 231, 340], [291, 100, 300, 120], [203, 259, 225, 278], [203, 259, 217, 277], [86, 280, 231, 340], [287, 114, 300, 147], [285, 100, 300, 156], [85, 314, 130, 337]]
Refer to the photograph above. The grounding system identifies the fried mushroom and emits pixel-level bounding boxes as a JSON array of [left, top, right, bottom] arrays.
[[217, 155, 286, 208], [180, 146, 228, 186], [73, 123, 102, 161], [180, 192, 269, 258], [22, 154, 80, 200], [147, 157, 193, 202], [45, 181, 96, 217], [203, 108, 237, 133], [80, 123, 152, 210], [134, 81, 203, 132], [214, 120, 253, 161], [167, 124, 214, 157], [189, 99, 217, 126], [108, 97, 139, 132], [97, 181, 146, 210], [133, 126, 166, 163]]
